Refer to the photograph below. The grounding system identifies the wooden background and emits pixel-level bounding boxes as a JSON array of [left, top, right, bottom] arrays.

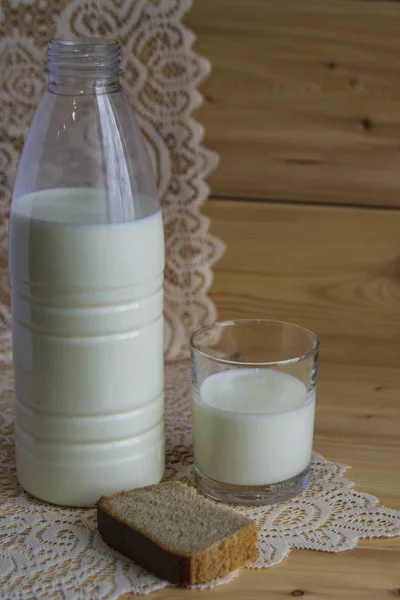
[[184, 0, 400, 372], [167, 1, 400, 597]]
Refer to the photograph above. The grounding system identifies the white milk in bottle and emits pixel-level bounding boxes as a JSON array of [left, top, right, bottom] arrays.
[[9, 39, 165, 506], [10, 189, 165, 506]]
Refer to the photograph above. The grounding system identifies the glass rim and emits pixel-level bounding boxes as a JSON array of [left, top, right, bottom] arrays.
[[190, 318, 319, 367]]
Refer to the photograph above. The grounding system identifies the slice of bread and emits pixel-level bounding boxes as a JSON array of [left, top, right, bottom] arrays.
[[97, 480, 258, 585]]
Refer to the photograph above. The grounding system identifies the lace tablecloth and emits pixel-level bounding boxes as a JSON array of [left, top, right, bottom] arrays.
[[1, 361, 400, 598]]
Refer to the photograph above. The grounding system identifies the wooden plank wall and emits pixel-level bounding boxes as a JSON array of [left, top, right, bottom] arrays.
[[186, 0, 400, 368]]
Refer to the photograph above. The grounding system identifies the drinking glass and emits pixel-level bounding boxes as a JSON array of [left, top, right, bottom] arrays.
[[190, 319, 319, 505]]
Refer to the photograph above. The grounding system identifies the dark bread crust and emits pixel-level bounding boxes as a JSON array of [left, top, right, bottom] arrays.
[[97, 491, 258, 585], [97, 507, 187, 583]]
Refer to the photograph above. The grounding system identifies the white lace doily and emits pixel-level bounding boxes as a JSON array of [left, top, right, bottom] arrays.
[[0, 0, 224, 363], [1, 361, 400, 599]]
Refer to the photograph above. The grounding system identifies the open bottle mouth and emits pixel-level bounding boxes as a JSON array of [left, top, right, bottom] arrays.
[[47, 38, 122, 77]]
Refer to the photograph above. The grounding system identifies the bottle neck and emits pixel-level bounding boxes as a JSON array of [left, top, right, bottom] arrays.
[[46, 38, 123, 95]]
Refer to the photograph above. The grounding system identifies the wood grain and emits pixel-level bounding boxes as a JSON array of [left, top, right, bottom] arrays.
[[154, 548, 400, 599], [202, 198, 400, 368], [186, 0, 400, 207]]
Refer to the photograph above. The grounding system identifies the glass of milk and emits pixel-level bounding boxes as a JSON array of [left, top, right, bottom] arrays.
[[191, 319, 319, 505]]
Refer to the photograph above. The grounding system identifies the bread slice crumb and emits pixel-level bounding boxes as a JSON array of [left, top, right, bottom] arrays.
[[97, 480, 258, 585]]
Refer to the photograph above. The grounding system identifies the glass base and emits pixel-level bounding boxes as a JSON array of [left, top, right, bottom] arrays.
[[194, 464, 311, 505]]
